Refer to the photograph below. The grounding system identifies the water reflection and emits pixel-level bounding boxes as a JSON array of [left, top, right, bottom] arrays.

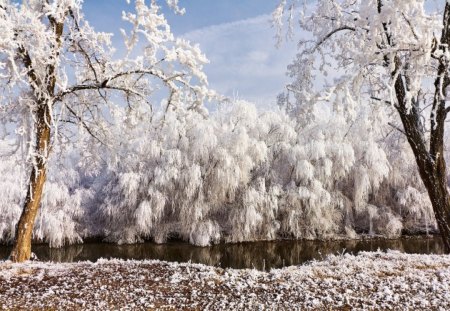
[[0, 236, 444, 270]]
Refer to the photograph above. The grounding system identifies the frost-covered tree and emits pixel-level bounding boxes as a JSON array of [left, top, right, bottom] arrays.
[[274, 0, 450, 252], [0, 99, 437, 248], [82, 98, 412, 246], [0, 0, 212, 262]]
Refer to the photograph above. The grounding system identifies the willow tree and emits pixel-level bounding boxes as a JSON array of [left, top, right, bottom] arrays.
[[0, 0, 212, 262], [274, 0, 450, 251]]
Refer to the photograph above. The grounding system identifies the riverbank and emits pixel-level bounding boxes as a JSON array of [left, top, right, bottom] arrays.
[[1, 251, 449, 310]]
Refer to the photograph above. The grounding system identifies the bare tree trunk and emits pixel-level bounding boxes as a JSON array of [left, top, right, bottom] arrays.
[[429, 180, 450, 252], [10, 106, 51, 262], [418, 151, 450, 252]]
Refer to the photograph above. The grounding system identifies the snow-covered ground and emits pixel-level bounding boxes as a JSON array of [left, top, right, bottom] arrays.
[[1, 251, 450, 310]]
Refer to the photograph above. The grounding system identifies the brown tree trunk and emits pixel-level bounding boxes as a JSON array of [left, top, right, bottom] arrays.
[[418, 153, 450, 252], [10, 106, 51, 262], [9, 13, 63, 262]]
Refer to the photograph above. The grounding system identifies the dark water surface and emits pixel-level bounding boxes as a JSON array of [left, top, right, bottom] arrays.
[[0, 236, 444, 270]]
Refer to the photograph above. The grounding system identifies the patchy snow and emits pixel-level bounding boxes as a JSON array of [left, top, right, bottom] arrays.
[[1, 251, 450, 310]]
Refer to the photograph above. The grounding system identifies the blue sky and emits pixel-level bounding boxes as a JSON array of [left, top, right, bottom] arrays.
[[82, 0, 299, 108], [83, 1, 281, 35]]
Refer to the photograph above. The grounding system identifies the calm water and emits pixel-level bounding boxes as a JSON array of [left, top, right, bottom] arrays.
[[0, 236, 444, 270]]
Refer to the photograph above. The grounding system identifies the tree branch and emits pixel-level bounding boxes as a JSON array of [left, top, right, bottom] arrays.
[[387, 122, 406, 135], [310, 26, 356, 53], [64, 104, 106, 145]]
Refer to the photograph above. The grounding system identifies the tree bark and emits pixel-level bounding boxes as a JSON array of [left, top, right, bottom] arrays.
[[422, 158, 450, 252], [10, 106, 51, 262], [9, 14, 63, 262]]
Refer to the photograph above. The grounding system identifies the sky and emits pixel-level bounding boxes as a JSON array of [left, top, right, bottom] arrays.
[[82, 0, 300, 109]]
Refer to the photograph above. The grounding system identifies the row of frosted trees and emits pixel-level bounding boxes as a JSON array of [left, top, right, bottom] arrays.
[[0, 97, 438, 247]]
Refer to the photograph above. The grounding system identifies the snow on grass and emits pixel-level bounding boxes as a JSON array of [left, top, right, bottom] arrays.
[[1, 251, 450, 310]]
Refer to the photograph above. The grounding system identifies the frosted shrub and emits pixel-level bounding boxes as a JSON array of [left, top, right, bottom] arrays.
[[374, 208, 403, 239]]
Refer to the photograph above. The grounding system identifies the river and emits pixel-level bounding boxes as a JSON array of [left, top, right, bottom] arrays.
[[0, 236, 444, 270]]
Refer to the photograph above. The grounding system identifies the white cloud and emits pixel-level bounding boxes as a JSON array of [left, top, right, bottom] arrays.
[[183, 14, 301, 109]]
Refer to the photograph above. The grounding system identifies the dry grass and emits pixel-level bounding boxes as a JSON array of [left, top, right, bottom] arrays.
[[0, 252, 449, 310]]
